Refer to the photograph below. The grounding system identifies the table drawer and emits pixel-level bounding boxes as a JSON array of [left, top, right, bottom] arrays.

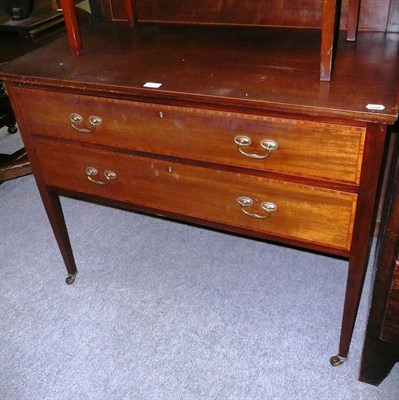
[[34, 138, 357, 251], [16, 87, 365, 184]]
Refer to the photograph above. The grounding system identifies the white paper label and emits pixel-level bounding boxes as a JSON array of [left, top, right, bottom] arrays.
[[143, 82, 163, 88], [366, 104, 385, 111]]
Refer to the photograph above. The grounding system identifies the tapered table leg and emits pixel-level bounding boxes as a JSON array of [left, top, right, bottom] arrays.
[[38, 185, 78, 284], [331, 124, 387, 365]]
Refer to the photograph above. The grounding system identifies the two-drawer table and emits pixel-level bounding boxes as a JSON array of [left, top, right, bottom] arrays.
[[1, 20, 399, 366]]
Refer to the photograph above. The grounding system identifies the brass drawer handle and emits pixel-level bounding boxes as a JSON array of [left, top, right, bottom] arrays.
[[237, 196, 277, 219], [86, 167, 116, 185], [234, 136, 279, 159], [70, 113, 102, 133]]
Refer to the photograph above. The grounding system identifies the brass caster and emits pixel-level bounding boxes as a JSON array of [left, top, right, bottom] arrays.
[[65, 272, 78, 285], [330, 355, 346, 367]]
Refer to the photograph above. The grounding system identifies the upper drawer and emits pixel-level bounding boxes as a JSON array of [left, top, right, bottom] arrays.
[[15, 87, 365, 184]]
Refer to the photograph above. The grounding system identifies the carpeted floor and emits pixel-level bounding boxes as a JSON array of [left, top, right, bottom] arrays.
[[1, 126, 398, 399]]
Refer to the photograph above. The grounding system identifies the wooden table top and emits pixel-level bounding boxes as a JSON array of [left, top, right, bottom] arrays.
[[1, 22, 399, 123]]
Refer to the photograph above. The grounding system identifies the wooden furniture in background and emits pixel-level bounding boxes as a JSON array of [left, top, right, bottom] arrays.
[[359, 134, 399, 385], [0, 81, 17, 133], [62, 0, 359, 81], [0, 0, 91, 182], [100, 0, 399, 37], [1, 0, 399, 368], [0, 0, 64, 39], [0, 78, 29, 182]]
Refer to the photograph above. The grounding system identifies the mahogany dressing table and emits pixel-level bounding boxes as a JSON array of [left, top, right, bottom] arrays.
[[1, 0, 399, 367]]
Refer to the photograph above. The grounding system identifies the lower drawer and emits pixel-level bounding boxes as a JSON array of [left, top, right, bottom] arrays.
[[35, 139, 357, 251]]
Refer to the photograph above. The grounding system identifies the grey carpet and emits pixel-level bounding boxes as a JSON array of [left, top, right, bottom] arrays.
[[1, 126, 398, 399]]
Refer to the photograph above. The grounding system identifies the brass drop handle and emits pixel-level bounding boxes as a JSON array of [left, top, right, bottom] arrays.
[[237, 196, 277, 219], [234, 136, 279, 159], [86, 167, 117, 185], [70, 113, 102, 133]]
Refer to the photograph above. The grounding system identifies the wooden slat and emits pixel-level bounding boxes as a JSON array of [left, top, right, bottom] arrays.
[[320, 0, 338, 81], [123, 0, 136, 26], [347, 0, 361, 41], [59, 0, 82, 55]]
